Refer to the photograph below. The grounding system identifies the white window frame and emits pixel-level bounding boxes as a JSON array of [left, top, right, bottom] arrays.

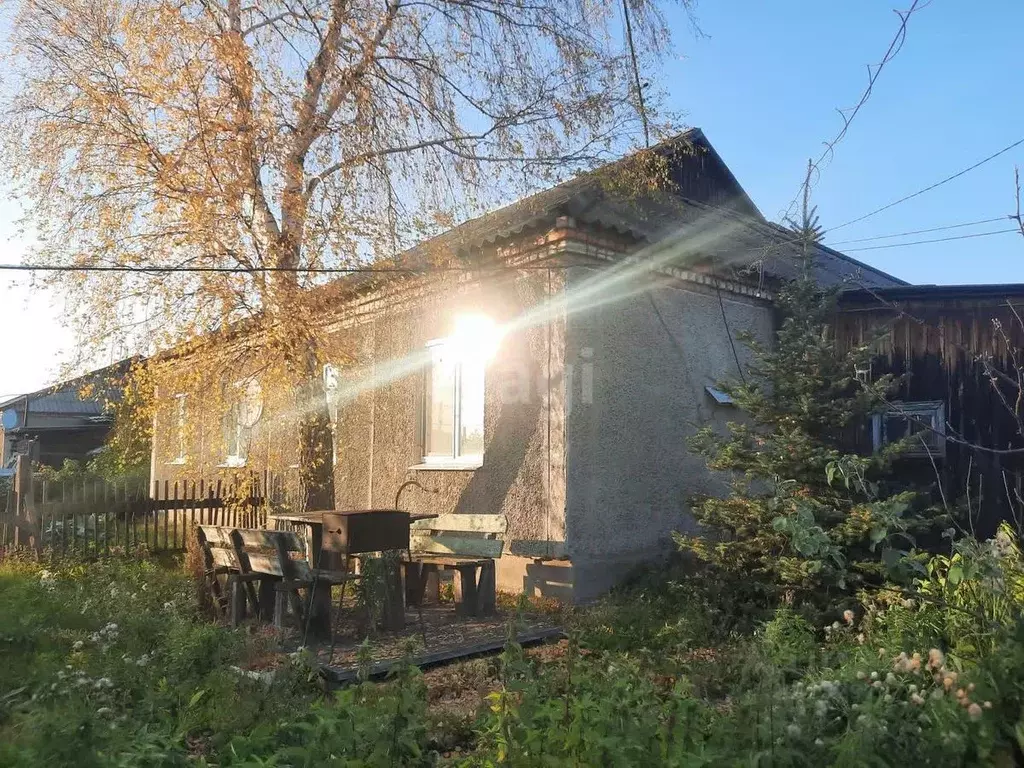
[[165, 393, 188, 465], [872, 400, 946, 459], [420, 338, 485, 468], [220, 381, 258, 468]]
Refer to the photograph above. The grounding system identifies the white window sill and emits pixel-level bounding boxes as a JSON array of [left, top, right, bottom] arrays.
[[164, 458, 187, 466], [410, 460, 482, 471], [217, 458, 247, 469]]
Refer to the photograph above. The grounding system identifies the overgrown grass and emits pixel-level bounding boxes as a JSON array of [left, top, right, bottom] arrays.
[[4, 535, 1024, 766]]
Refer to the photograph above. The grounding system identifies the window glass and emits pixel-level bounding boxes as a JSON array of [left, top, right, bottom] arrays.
[[426, 344, 456, 457], [459, 357, 485, 458], [424, 340, 486, 462], [873, 401, 945, 458]]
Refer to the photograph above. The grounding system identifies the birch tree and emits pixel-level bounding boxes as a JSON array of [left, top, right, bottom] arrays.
[[2, 0, 691, 507]]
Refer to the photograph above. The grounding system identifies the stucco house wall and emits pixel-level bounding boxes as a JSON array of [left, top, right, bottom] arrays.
[[325, 267, 568, 595], [563, 268, 775, 600]]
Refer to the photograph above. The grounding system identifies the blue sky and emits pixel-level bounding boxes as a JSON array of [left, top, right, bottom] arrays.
[[2, 0, 1023, 396], [667, 0, 1024, 285]]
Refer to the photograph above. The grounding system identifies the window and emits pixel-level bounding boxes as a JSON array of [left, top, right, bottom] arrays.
[[323, 364, 340, 464], [221, 379, 262, 467], [872, 401, 946, 458], [423, 340, 486, 465], [167, 394, 187, 464]]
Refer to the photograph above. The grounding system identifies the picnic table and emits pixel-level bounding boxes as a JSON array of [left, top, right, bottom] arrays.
[[266, 509, 439, 630]]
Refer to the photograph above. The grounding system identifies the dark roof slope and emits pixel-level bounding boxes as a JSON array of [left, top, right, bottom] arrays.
[[760, 223, 909, 289], [840, 283, 1024, 304], [388, 128, 906, 290], [0, 358, 135, 417]]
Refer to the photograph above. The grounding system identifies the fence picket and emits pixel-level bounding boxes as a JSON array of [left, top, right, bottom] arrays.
[[3, 471, 284, 557], [146, 481, 153, 550], [173, 481, 179, 550]]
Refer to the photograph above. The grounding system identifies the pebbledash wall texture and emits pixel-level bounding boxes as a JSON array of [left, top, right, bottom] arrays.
[[324, 263, 570, 598], [149, 242, 774, 601], [563, 266, 773, 599]]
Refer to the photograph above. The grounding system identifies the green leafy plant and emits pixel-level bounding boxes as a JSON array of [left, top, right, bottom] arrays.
[[677, 251, 940, 610]]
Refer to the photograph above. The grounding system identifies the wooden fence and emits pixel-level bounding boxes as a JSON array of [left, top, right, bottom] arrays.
[[0, 462, 298, 559]]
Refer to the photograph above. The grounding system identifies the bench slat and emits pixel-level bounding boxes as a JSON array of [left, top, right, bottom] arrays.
[[210, 547, 238, 568], [410, 533, 503, 559], [234, 528, 305, 552], [245, 553, 314, 580], [410, 514, 506, 534], [199, 526, 236, 546]]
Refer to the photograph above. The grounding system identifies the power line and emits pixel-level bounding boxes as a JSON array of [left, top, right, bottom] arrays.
[[842, 227, 1019, 252], [0, 262, 564, 275], [828, 216, 1008, 245], [777, 0, 925, 224], [620, 0, 650, 148], [831, 135, 1024, 232]]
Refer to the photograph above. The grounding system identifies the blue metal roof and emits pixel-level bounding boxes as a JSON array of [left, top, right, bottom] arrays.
[[0, 359, 134, 428]]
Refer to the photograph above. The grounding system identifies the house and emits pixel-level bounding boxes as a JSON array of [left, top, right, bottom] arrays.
[[0, 360, 133, 476], [148, 128, 905, 601], [837, 283, 1024, 539]]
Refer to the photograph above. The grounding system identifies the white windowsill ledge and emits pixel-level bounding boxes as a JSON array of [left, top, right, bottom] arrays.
[[217, 458, 247, 469], [410, 460, 482, 471], [164, 459, 187, 466]]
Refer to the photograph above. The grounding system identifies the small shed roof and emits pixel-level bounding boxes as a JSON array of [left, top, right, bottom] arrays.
[[0, 358, 135, 430]]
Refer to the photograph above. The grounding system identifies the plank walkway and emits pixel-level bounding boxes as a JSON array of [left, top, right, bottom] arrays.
[[322, 626, 565, 686]]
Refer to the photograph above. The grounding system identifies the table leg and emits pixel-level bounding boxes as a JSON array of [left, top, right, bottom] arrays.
[[229, 575, 246, 626], [454, 564, 480, 617], [477, 561, 496, 615], [307, 583, 332, 641], [404, 563, 440, 606], [380, 559, 405, 631], [257, 577, 277, 622]]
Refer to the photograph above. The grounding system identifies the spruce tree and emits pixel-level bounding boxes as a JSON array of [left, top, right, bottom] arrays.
[[677, 197, 939, 610]]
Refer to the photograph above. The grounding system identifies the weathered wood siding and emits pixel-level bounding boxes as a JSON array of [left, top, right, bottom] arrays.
[[837, 292, 1024, 537]]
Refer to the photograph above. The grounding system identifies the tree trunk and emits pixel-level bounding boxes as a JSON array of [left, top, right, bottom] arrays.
[[296, 335, 335, 513], [268, 266, 335, 513]]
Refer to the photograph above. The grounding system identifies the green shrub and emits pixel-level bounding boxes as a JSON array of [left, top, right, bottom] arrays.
[[0, 557, 318, 767], [760, 608, 818, 676]]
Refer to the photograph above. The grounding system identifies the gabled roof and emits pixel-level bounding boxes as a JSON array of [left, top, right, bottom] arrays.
[[389, 128, 906, 290]]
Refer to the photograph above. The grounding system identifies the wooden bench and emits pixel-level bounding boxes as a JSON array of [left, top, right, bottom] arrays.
[[196, 525, 357, 640], [404, 514, 506, 617]]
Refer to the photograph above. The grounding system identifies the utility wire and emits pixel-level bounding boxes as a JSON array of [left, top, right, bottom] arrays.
[[621, 0, 650, 148], [828, 216, 1008, 245], [842, 227, 1019, 252], [0, 262, 565, 274], [831, 135, 1024, 232], [777, 0, 925, 224]]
